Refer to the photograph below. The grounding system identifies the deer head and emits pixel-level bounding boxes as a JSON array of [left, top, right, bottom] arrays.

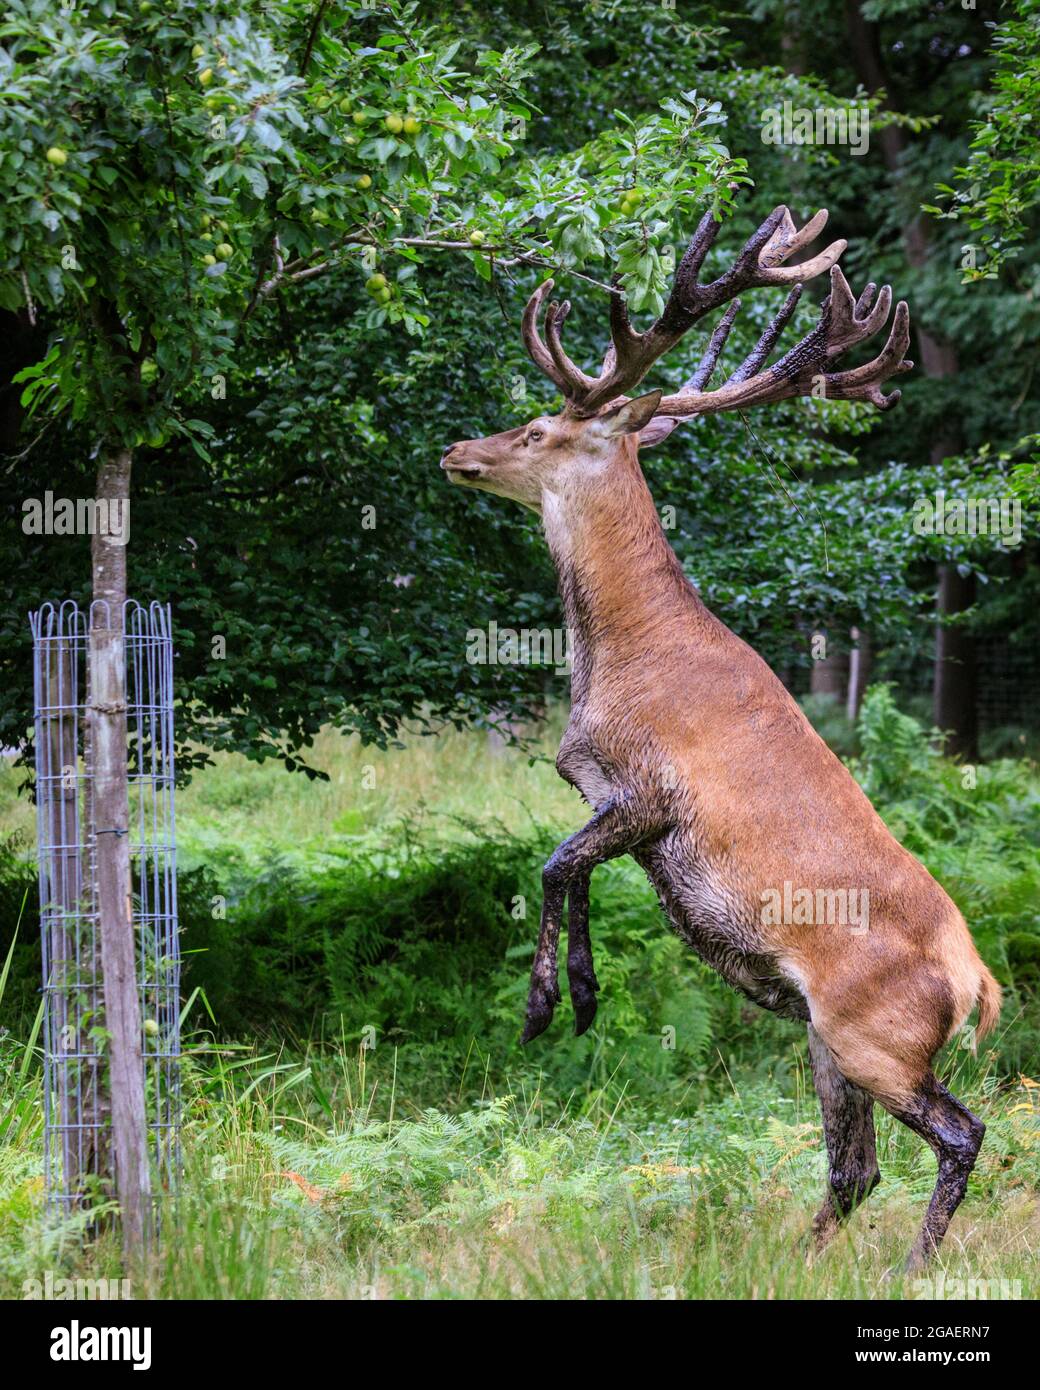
[[441, 204, 913, 510]]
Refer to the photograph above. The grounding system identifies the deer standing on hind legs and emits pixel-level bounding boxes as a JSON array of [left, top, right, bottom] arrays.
[[440, 203, 1001, 1271]]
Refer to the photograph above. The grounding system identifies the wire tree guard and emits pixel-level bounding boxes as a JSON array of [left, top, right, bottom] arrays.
[[30, 599, 181, 1238]]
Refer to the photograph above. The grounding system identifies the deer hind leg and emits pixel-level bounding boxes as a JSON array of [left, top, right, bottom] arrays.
[[522, 795, 657, 1044], [883, 1073, 985, 1272], [807, 1023, 880, 1250]]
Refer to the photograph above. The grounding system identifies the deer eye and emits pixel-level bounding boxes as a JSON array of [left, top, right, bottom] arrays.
[[528, 429, 543, 442]]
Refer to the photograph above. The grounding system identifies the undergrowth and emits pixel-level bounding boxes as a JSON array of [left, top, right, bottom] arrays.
[[0, 687, 1036, 1298]]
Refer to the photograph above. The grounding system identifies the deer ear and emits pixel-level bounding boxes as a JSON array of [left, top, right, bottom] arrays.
[[594, 389, 663, 438], [637, 415, 680, 448]]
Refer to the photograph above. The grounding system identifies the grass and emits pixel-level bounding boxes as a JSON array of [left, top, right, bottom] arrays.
[[174, 714, 582, 870], [0, 687, 1037, 1300], [0, 1033, 1035, 1300], [0, 712, 582, 873]]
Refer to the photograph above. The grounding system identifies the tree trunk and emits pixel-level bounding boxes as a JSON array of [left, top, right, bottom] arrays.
[[845, 0, 974, 750], [846, 626, 872, 724], [90, 445, 150, 1260], [810, 648, 849, 700], [934, 565, 978, 760]]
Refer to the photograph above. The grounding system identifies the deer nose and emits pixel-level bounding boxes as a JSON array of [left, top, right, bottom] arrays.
[[440, 442, 461, 467]]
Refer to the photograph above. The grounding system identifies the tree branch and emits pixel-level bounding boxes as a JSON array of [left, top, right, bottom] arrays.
[[249, 235, 623, 310], [299, 0, 330, 77]]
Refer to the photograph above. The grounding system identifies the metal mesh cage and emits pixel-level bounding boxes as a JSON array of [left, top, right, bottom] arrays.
[[30, 599, 181, 1220]]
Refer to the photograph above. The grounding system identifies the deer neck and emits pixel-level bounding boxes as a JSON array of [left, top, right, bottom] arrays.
[[542, 448, 704, 700]]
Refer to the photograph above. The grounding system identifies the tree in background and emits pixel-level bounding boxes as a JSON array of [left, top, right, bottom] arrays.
[[1, 0, 1034, 776]]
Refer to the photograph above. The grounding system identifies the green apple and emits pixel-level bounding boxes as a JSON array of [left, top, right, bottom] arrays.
[[352, 110, 367, 125], [143, 1018, 160, 1035], [45, 146, 68, 166], [366, 273, 387, 292], [468, 229, 486, 246], [199, 67, 213, 86], [339, 96, 352, 114], [357, 173, 372, 189], [215, 242, 233, 258], [402, 115, 421, 136], [374, 286, 392, 305], [191, 43, 205, 59], [202, 253, 217, 265], [384, 113, 403, 134]]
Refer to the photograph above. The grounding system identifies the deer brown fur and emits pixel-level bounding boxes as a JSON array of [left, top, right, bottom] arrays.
[[440, 204, 1001, 1270]]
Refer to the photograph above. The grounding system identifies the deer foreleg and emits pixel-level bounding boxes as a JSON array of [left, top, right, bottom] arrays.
[[565, 870, 598, 1036], [521, 796, 656, 1044]]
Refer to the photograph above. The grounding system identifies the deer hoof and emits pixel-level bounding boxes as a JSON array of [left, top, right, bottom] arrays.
[[569, 977, 598, 1035], [520, 980, 559, 1044]]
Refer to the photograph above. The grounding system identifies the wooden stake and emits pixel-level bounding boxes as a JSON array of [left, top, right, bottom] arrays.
[[90, 446, 150, 1261]]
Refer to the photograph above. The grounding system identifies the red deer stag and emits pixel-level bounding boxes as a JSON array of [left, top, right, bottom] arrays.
[[440, 203, 1001, 1269]]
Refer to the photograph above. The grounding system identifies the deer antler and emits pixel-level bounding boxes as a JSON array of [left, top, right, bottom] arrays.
[[656, 266, 912, 417], [521, 205, 912, 421]]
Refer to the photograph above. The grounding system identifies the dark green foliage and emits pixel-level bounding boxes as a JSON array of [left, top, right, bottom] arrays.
[[855, 686, 1040, 1071], [0, 837, 36, 1031], [2, 1, 1038, 783]]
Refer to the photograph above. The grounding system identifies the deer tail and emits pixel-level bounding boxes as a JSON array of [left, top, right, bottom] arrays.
[[975, 968, 1003, 1044]]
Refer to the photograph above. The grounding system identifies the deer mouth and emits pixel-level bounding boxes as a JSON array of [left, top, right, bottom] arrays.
[[441, 461, 484, 482]]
